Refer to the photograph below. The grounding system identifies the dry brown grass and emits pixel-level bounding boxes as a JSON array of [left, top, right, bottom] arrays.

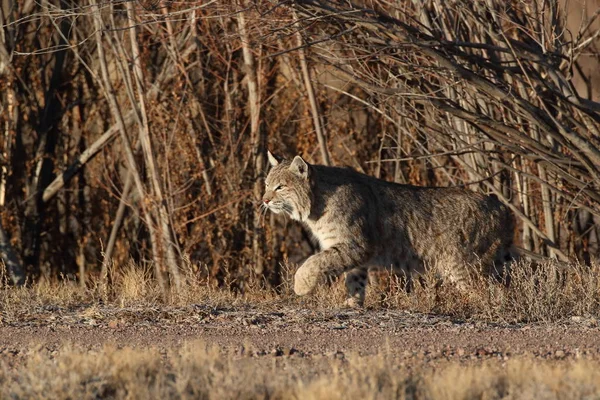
[[370, 259, 600, 323], [1, 260, 600, 399], [1, 259, 599, 323], [2, 343, 600, 399]]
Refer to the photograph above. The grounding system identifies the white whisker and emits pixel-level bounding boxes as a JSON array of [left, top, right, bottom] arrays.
[[259, 204, 269, 226]]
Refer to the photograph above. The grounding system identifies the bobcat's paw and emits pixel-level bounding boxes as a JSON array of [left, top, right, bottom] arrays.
[[343, 296, 364, 308], [294, 264, 320, 296]]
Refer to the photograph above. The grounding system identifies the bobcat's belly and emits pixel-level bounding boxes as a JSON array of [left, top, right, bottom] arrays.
[[370, 246, 425, 276]]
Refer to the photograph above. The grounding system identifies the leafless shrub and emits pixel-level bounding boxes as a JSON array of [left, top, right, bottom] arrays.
[[0, 0, 599, 292]]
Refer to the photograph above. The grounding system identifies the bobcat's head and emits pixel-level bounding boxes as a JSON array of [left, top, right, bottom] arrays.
[[262, 151, 312, 221]]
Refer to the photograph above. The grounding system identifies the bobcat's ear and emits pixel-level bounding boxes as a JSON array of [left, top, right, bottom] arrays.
[[289, 156, 309, 179], [267, 151, 281, 167]]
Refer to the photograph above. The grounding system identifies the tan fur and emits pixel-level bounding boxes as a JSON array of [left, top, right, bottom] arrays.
[[262, 152, 517, 307]]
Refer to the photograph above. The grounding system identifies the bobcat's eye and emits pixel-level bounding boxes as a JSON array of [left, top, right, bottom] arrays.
[[275, 185, 285, 191]]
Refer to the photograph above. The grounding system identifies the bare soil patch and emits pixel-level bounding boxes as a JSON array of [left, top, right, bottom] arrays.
[[2, 305, 599, 366]]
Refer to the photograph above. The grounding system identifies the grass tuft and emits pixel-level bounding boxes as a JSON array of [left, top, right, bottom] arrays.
[[2, 344, 600, 399], [0, 259, 599, 323]]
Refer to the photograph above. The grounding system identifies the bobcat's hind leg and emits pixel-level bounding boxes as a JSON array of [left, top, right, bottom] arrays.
[[344, 267, 368, 308], [491, 244, 519, 286]]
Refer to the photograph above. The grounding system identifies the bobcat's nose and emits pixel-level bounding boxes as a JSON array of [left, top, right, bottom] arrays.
[[263, 198, 270, 204]]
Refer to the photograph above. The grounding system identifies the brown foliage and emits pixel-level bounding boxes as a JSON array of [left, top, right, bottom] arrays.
[[0, 0, 599, 289]]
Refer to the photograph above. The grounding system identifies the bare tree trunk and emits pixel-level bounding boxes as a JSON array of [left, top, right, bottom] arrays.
[[530, 123, 557, 258], [394, 99, 406, 183], [125, 1, 181, 291], [22, 0, 68, 278], [538, 165, 556, 258], [0, 3, 23, 283], [238, 7, 267, 275], [0, 0, 12, 77], [90, 0, 167, 295], [515, 168, 533, 252], [100, 170, 134, 293], [295, 14, 331, 166]]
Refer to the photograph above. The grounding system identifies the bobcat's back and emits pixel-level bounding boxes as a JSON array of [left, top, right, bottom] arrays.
[[310, 165, 513, 277]]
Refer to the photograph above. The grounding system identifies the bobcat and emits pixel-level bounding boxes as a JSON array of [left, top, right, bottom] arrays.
[[262, 151, 517, 307]]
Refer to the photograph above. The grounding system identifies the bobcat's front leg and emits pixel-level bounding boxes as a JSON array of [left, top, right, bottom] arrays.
[[294, 243, 370, 296]]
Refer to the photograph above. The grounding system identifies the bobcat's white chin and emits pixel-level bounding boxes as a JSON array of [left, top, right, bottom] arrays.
[[265, 202, 285, 215]]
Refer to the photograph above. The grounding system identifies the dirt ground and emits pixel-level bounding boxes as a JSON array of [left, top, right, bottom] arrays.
[[2, 304, 599, 369]]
